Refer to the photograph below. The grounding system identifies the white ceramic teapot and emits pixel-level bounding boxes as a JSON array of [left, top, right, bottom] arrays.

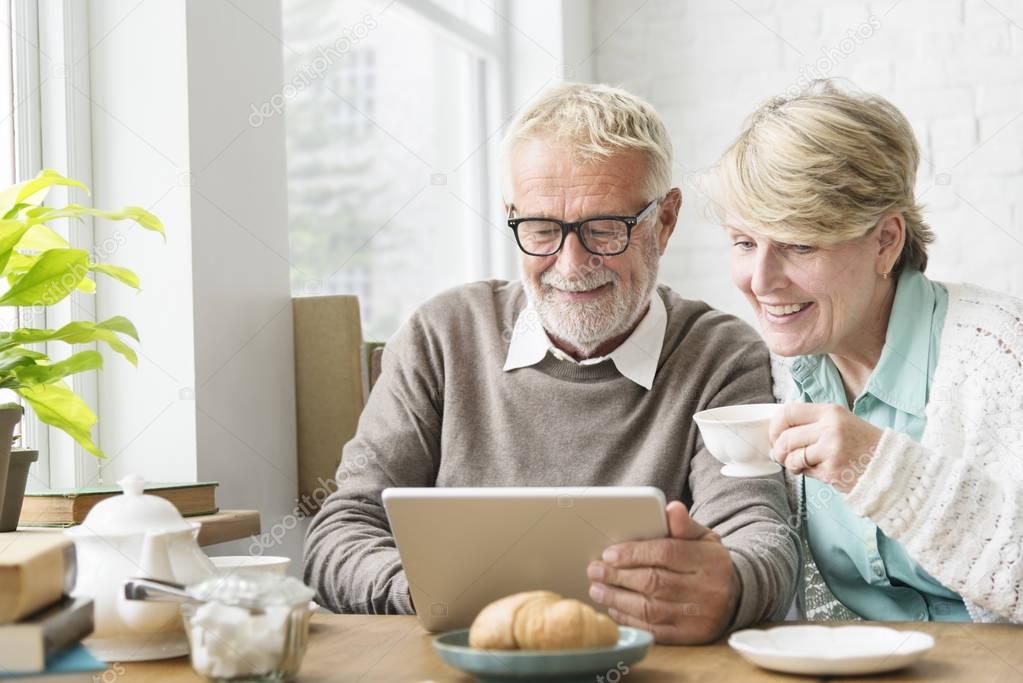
[[65, 474, 216, 661]]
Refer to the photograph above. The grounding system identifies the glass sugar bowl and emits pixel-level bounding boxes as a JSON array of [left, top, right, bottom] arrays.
[[180, 570, 316, 682]]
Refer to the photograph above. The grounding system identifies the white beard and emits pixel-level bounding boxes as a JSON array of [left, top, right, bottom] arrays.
[[523, 239, 660, 358]]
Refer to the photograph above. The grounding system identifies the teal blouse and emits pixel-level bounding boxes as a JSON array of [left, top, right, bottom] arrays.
[[790, 268, 970, 621]]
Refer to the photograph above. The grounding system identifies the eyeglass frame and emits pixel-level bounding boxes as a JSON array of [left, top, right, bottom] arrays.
[[506, 197, 662, 257]]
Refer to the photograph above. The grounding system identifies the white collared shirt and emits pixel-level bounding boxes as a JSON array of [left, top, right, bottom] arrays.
[[502, 291, 667, 390]]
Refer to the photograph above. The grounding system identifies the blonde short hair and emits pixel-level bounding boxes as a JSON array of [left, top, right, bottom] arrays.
[[501, 82, 673, 202], [709, 79, 934, 272]]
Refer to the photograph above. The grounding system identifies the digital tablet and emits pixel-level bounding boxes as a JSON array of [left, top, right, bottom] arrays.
[[382, 486, 668, 632]]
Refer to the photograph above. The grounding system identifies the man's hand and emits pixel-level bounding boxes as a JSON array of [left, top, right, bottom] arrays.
[[769, 403, 883, 493], [586, 501, 741, 644]]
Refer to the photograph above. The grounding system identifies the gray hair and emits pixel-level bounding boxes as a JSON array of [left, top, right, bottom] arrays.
[[500, 82, 673, 202]]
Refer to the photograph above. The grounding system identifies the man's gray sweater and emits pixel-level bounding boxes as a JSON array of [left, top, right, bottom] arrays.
[[304, 280, 798, 630]]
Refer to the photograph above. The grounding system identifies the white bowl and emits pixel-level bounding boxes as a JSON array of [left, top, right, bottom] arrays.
[[209, 555, 291, 575], [693, 403, 781, 477], [729, 625, 934, 676]]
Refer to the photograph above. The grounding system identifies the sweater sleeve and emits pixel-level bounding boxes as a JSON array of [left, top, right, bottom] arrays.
[[844, 428, 1023, 622], [688, 334, 800, 630], [303, 313, 442, 614]]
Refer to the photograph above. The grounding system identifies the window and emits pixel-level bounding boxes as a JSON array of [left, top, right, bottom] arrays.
[[0, 0, 20, 421], [1, 0, 12, 189], [283, 0, 512, 341], [4, 0, 100, 489], [1, 0, 35, 464]]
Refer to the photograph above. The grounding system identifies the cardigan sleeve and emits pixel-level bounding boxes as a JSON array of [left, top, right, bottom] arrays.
[[844, 429, 1023, 622]]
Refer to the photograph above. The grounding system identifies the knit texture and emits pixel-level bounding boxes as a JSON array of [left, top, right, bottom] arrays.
[[776, 282, 1023, 623], [304, 280, 800, 630]]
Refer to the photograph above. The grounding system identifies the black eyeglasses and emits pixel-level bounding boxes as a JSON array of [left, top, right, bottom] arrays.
[[507, 198, 660, 257]]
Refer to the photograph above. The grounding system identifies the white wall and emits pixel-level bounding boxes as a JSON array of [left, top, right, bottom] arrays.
[[502, 0, 597, 277], [88, 0, 302, 568], [184, 0, 301, 565], [593, 0, 1023, 323], [89, 1, 198, 484]]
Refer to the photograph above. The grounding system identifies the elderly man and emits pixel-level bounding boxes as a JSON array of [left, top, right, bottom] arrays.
[[304, 83, 798, 644]]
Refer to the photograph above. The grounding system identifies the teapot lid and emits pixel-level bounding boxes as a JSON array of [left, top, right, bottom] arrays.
[[70, 474, 194, 536]]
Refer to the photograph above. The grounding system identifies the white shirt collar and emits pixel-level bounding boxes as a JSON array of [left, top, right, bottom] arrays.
[[502, 290, 667, 390]]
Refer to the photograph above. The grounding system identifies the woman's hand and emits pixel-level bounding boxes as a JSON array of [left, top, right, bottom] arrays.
[[769, 403, 884, 493]]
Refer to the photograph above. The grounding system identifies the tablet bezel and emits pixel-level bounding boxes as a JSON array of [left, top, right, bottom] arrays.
[[382, 486, 669, 632]]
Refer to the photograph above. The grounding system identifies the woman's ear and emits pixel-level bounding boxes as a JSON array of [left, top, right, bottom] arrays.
[[875, 213, 906, 274]]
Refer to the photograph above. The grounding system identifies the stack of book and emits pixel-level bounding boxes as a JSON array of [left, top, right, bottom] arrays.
[[18, 481, 219, 527], [0, 535, 104, 681]]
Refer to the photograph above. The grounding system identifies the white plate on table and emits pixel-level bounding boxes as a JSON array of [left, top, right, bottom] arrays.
[[728, 625, 934, 676]]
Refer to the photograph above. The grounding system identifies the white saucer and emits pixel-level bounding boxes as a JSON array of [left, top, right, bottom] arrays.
[[720, 462, 781, 477], [729, 625, 934, 676]]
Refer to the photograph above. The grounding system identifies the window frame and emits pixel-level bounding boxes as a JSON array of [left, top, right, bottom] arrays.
[[9, 0, 100, 490], [392, 0, 516, 281], [284, 0, 515, 341], [1, 0, 15, 189]]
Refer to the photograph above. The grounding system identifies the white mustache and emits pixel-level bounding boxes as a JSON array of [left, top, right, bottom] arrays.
[[540, 270, 616, 292]]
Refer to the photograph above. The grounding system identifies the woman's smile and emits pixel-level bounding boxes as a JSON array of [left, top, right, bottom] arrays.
[[760, 300, 815, 325]]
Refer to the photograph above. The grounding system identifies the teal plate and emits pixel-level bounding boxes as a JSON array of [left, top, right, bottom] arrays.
[[432, 627, 654, 682]]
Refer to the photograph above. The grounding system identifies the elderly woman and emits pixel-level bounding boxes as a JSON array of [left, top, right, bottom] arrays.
[[709, 79, 1023, 623]]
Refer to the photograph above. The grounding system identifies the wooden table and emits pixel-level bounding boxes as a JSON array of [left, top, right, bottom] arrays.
[[11, 509, 260, 547], [117, 615, 1023, 682]]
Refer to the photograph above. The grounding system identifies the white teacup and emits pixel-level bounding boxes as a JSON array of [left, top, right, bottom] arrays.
[[693, 403, 782, 477], [209, 555, 291, 575]]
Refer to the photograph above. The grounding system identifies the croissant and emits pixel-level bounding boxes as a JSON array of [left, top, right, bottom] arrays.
[[468, 591, 619, 651]]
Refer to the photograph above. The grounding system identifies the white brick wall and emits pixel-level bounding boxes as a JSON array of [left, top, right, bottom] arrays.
[[593, 0, 1023, 324]]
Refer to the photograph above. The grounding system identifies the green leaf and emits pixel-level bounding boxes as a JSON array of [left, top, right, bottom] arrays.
[[92, 331, 136, 366], [0, 220, 30, 272], [24, 204, 165, 239], [0, 170, 89, 218], [113, 206, 164, 236], [2, 203, 31, 220], [0, 318, 139, 365], [16, 381, 102, 458], [0, 347, 47, 375], [12, 350, 102, 386], [90, 263, 140, 289], [77, 276, 96, 294], [96, 315, 140, 342], [18, 224, 70, 251], [0, 249, 89, 307], [2, 252, 37, 276]]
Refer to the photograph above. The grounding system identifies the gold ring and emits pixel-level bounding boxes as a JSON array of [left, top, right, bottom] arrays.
[[799, 446, 809, 469]]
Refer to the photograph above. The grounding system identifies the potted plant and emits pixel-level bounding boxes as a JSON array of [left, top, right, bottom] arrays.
[[0, 169, 163, 530]]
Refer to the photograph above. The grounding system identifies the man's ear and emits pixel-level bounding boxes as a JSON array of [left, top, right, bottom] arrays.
[[656, 187, 683, 254], [875, 213, 906, 274]]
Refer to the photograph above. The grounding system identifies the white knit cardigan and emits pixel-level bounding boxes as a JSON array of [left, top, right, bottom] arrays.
[[775, 281, 1023, 623]]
